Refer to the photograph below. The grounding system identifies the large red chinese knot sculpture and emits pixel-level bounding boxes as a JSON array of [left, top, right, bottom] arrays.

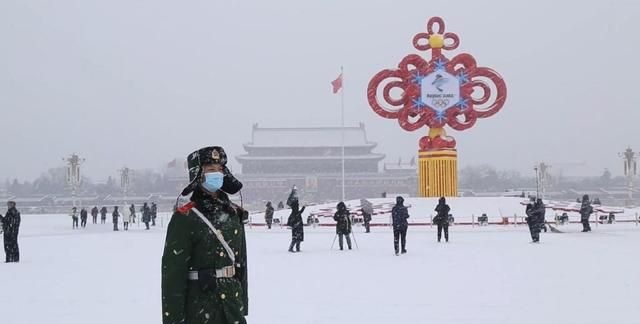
[[367, 17, 507, 197], [367, 17, 507, 151]]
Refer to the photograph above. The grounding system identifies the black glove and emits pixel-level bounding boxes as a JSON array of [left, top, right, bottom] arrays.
[[197, 269, 217, 292]]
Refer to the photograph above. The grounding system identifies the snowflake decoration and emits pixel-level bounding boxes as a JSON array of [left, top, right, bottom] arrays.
[[456, 70, 469, 84], [412, 98, 427, 109], [411, 72, 425, 85], [434, 109, 447, 122], [434, 59, 447, 71], [455, 99, 469, 110]]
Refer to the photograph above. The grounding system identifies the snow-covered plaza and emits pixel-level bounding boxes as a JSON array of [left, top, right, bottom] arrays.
[[2, 206, 639, 324]]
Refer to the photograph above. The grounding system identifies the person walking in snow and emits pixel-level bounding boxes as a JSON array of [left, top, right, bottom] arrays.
[[265, 201, 274, 229], [391, 196, 409, 255], [333, 202, 352, 250], [360, 199, 373, 233], [129, 204, 136, 224], [362, 209, 372, 233], [123, 206, 130, 231], [580, 194, 594, 232], [70, 207, 79, 229], [141, 202, 151, 230], [112, 206, 120, 231], [91, 206, 99, 224], [151, 202, 158, 226], [286, 187, 305, 253], [433, 197, 451, 243], [525, 199, 545, 243], [537, 198, 547, 233], [2, 201, 21, 263], [80, 208, 88, 228], [100, 206, 107, 224]]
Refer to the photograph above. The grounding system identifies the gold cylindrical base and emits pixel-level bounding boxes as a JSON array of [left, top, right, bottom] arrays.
[[418, 149, 458, 197]]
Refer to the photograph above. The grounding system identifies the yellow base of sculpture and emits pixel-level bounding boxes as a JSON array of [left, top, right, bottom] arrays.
[[418, 149, 458, 197]]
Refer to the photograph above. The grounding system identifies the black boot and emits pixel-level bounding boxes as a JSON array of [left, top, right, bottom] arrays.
[[288, 241, 295, 253], [295, 241, 301, 252]]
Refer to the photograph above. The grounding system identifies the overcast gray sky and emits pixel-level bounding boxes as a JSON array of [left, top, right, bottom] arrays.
[[1, 0, 638, 182]]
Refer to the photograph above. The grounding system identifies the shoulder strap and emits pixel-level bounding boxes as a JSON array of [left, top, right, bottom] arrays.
[[191, 207, 236, 264]]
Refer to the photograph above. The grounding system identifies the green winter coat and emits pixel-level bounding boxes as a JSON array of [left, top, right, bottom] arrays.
[[162, 191, 248, 324]]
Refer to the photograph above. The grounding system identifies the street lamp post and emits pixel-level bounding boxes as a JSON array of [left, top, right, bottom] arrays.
[[64, 153, 85, 209], [534, 166, 540, 199], [534, 162, 551, 199], [620, 148, 637, 206], [119, 167, 131, 207]]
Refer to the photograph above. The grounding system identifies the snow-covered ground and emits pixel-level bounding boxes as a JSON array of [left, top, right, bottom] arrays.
[[2, 206, 640, 324]]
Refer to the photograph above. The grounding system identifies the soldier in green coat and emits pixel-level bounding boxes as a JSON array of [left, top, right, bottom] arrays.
[[162, 146, 249, 324]]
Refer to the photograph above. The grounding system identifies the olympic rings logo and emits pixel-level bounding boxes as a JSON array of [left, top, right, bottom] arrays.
[[431, 99, 449, 108]]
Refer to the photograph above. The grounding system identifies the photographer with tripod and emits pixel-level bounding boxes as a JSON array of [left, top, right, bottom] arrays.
[[333, 202, 352, 251]]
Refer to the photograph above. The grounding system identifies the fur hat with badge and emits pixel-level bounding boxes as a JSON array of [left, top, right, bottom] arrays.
[[180, 146, 243, 196]]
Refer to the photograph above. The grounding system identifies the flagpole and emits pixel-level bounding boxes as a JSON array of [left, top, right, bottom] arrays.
[[340, 66, 345, 202]]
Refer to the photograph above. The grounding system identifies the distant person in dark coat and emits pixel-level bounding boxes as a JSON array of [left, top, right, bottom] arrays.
[[333, 202, 352, 250], [100, 207, 107, 224], [112, 206, 120, 231], [91, 206, 99, 224], [265, 201, 274, 229], [525, 199, 545, 243], [537, 198, 547, 233], [286, 194, 305, 253], [580, 195, 594, 232], [151, 202, 158, 226], [141, 203, 151, 230], [362, 208, 372, 233], [80, 208, 88, 228], [433, 197, 451, 242], [391, 196, 409, 255], [70, 207, 79, 229], [360, 199, 373, 233], [2, 201, 21, 262], [129, 204, 136, 224]]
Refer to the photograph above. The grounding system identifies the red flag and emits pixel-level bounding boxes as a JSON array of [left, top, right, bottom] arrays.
[[167, 159, 177, 168], [331, 73, 343, 94]]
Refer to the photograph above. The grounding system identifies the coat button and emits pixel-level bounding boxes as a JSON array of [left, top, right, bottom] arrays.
[[220, 293, 226, 299], [219, 252, 225, 257], [234, 229, 238, 235]]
